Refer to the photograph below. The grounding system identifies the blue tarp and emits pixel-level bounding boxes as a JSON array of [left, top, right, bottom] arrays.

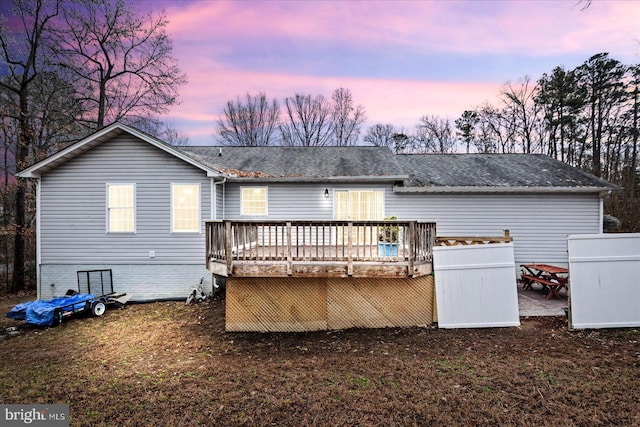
[[6, 294, 96, 326]]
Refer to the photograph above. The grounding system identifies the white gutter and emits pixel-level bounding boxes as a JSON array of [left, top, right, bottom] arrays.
[[393, 185, 618, 194], [228, 175, 409, 183]]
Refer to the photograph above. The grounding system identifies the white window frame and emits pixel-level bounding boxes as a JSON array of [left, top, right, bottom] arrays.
[[333, 189, 385, 220], [240, 186, 268, 216], [106, 183, 136, 234], [171, 183, 201, 233], [332, 189, 385, 245]]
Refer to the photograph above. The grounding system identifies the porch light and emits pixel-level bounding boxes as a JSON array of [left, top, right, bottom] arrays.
[[324, 188, 329, 198]]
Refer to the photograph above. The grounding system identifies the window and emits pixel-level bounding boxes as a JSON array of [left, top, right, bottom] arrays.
[[334, 190, 384, 244], [107, 184, 135, 233], [172, 184, 200, 233], [334, 190, 384, 221], [241, 187, 267, 216]]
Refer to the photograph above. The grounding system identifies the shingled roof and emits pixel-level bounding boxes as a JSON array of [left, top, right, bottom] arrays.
[[395, 153, 619, 192], [16, 123, 620, 193], [180, 146, 407, 180]]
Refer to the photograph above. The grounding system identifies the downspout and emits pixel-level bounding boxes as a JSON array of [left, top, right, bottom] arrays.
[[209, 177, 214, 220], [598, 192, 605, 234], [35, 178, 42, 299], [213, 177, 226, 220]]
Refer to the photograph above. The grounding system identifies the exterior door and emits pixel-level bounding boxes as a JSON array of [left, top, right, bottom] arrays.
[[334, 190, 384, 244]]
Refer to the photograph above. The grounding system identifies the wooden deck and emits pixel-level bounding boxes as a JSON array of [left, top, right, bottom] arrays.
[[206, 220, 436, 278]]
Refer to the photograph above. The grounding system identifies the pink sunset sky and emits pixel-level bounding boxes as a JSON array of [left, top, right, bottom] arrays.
[[143, 0, 639, 145]]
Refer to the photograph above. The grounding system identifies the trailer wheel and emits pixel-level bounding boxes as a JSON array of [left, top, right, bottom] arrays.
[[91, 301, 106, 317]]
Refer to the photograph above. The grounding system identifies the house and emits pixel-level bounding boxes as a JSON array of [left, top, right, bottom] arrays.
[[18, 123, 618, 330]]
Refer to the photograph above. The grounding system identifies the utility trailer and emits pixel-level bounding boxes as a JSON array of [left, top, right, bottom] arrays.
[[6, 269, 130, 327], [52, 269, 132, 324], [50, 292, 109, 326]]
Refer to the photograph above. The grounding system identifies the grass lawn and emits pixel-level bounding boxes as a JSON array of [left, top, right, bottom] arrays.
[[1, 291, 639, 426]]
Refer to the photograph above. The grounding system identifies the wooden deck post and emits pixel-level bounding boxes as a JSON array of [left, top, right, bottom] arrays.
[[205, 222, 211, 271], [286, 222, 292, 276], [225, 221, 233, 276], [347, 222, 353, 276], [408, 221, 415, 277]]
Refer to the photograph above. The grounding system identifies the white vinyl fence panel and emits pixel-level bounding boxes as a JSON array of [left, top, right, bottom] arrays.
[[434, 243, 520, 328], [568, 234, 640, 329]]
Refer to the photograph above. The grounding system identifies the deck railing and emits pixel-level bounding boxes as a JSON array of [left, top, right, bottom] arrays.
[[205, 220, 436, 278]]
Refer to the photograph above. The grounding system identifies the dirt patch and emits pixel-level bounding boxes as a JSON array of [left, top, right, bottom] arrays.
[[517, 315, 568, 331], [1, 291, 639, 426]]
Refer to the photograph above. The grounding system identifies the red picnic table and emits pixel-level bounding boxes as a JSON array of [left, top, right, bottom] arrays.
[[520, 263, 569, 300]]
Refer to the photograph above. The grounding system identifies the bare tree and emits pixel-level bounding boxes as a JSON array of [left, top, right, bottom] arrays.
[[53, 0, 187, 130], [0, 0, 62, 291], [364, 123, 397, 150], [280, 93, 333, 146], [501, 76, 542, 153], [1, 69, 81, 292], [217, 92, 280, 146], [578, 0, 592, 10], [158, 123, 190, 146], [414, 115, 456, 153], [0, 0, 187, 292], [124, 116, 190, 146], [474, 103, 518, 153], [331, 87, 366, 146], [473, 118, 499, 153]]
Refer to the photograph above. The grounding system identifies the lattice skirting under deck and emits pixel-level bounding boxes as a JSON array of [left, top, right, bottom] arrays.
[[225, 276, 434, 332]]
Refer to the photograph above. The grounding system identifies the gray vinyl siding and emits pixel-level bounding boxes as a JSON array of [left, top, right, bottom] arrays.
[[223, 182, 394, 220], [386, 192, 601, 266], [39, 134, 211, 265], [213, 181, 599, 267]]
